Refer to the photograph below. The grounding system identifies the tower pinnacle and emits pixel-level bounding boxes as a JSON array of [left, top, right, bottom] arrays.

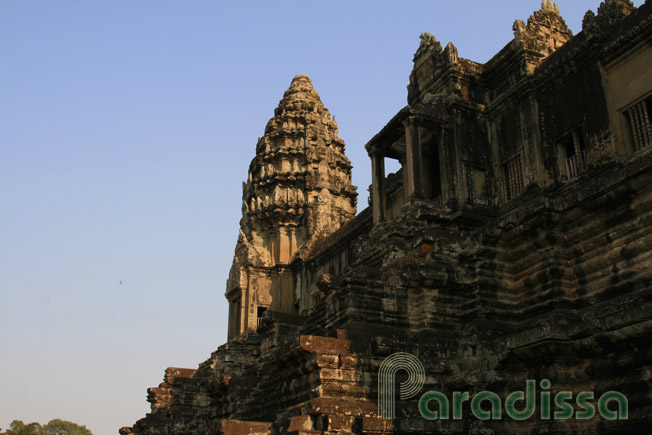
[[226, 75, 357, 339]]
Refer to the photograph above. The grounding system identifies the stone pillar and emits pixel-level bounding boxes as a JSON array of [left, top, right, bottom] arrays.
[[245, 274, 254, 332], [276, 270, 283, 311], [234, 298, 242, 337], [289, 227, 296, 257], [403, 116, 424, 199], [226, 291, 243, 340], [227, 301, 234, 340], [371, 152, 387, 224]]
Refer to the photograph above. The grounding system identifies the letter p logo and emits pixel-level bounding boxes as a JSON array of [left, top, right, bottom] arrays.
[[378, 352, 425, 418]]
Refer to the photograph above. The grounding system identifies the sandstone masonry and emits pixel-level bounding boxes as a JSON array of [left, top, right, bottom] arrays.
[[122, 1, 652, 433]]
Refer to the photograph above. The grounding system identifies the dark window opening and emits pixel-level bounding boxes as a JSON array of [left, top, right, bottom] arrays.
[[503, 153, 524, 200], [423, 142, 442, 205], [558, 127, 586, 180], [625, 96, 652, 152], [465, 164, 488, 205], [257, 306, 267, 329]]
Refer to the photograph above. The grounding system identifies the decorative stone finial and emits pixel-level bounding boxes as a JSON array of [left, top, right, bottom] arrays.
[[514, 3, 573, 61], [283, 74, 319, 102], [541, 0, 561, 13], [419, 32, 438, 46], [582, 0, 637, 37], [289, 74, 313, 88], [444, 41, 458, 64]]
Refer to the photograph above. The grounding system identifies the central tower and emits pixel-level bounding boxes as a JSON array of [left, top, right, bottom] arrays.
[[226, 75, 357, 339]]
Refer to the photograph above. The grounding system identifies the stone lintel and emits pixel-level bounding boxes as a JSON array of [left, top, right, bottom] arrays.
[[301, 397, 378, 416], [299, 335, 351, 354], [215, 419, 272, 435], [164, 367, 196, 384], [365, 107, 409, 157]]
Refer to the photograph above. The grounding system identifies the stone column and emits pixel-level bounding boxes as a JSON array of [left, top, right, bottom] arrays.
[[371, 151, 387, 224], [234, 297, 242, 337], [403, 116, 424, 199], [276, 270, 283, 311], [288, 227, 296, 257], [227, 301, 234, 340]]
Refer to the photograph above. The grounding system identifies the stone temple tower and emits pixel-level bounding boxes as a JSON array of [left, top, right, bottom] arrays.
[[226, 75, 357, 339]]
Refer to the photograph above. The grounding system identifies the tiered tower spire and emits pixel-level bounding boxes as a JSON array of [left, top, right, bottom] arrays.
[[226, 75, 357, 339]]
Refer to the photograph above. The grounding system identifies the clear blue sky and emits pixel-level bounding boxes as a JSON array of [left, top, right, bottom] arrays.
[[0, 1, 643, 434]]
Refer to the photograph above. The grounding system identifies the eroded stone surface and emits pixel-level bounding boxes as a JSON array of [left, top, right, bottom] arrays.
[[122, 2, 652, 434], [225, 75, 357, 339]]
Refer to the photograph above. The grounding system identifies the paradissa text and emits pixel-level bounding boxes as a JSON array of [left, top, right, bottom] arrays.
[[418, 379, 627, 421]]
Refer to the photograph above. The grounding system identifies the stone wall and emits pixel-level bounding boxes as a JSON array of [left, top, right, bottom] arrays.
[[122, 1, 652, 433]]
